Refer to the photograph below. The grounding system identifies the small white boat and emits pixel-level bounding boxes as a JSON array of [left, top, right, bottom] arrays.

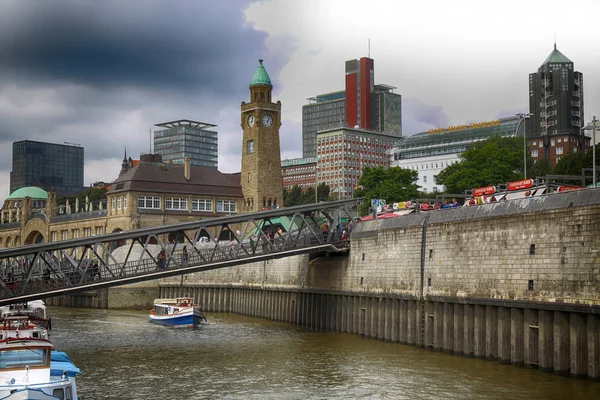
[[0, 314, 50, 341], [149, 297, 206, 327], [0, 338, 80, 399], [0, 301, 47, 320]]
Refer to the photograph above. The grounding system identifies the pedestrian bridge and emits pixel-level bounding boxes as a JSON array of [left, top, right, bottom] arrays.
[[0, 199, 360, 306]]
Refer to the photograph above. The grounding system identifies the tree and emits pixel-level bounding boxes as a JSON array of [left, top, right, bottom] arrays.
[[315, 182, 330, 202], [283, 185, 303, 207], [354, 166, 419, 215], [282, 183, 330, 207], [436, 136, 526, 194]]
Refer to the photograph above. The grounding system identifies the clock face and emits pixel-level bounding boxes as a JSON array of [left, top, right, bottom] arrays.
[[262, 114, 273, 127], [247, 115, 255, 127]]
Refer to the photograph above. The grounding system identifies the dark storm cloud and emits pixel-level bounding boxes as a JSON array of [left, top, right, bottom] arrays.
[[0, 0, 273, 95]]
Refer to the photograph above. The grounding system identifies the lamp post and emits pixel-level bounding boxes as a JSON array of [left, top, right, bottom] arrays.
[[516, 113, 533, 179], [594, 116, 598, 187], [582, 116, 598, 187], [315, 164, 318, 203]]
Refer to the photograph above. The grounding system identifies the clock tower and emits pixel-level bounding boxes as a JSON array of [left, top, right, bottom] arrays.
[[240, 59, 283, 212]]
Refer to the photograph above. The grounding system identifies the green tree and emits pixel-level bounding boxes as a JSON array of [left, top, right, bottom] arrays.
[[553, 143, 599, 185], [316, 182, 330, 202], [284, 185, 303, 207], [283, 183, 330, 207], [354, 166, 419, 215], [436, 136, 526, 194]]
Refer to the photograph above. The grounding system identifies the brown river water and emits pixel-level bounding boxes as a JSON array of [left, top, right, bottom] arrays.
[[46, 307, 600, 399]]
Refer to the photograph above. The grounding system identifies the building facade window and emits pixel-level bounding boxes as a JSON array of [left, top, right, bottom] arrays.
[[111, 198, 116, 210], [247, 140, 254, 154], [192, 199, 213, 212], [556, 147, 564, 155], [117, 197, 121, 210], [138, 196, 161, 210], [123, 196, 127, 209], [531, 150, 538, 157], [217, 200, 237, 213], [165, 197, 188, 211]]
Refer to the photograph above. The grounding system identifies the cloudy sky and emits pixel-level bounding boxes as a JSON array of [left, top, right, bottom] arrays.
[[1, 0, 598, 205]]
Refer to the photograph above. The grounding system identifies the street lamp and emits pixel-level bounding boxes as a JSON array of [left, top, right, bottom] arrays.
[[315, 164, 318, 203], [516, 113, 533, 179], [594, 116, 598, 188], [583, 116, 598, 187]]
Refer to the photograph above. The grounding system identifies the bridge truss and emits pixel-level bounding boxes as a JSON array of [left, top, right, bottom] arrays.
[[0, 199, 361, 306]]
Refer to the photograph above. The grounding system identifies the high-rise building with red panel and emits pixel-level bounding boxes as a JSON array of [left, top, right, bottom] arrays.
[[345, 57, 375, 130], [302, 57, 402, 159]]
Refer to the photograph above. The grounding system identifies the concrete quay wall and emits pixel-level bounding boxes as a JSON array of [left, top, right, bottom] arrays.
[[157, 285, 600, 380]]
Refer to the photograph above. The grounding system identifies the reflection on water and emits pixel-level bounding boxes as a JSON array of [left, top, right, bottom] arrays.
[[47, 307, 600, 400]]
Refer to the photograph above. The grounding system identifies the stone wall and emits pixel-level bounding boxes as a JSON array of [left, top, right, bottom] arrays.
[[350, 188, 600, 304]]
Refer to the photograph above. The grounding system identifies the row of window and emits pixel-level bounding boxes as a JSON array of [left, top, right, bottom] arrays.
[[111, 196, 128, 210], [136, 196, 237, 213], [404, 160, 457, 171]]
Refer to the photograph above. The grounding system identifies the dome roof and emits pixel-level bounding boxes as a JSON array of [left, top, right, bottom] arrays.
[[7, 187, 49, 200], [250, 59, 272, 87]]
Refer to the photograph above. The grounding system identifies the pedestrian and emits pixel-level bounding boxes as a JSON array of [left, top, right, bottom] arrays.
[[157, 249, 166, 271], [181, 246, 188, 265], [249, 236, 255, 254], [93, 260, 101, 280]]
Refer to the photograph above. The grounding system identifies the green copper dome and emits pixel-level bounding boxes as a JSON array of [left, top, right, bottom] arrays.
[[543, 44, 572, 64], [7, 186, 48, 200], [250, 59, 272, 87]]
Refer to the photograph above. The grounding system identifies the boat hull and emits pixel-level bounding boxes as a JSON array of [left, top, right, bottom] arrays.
[[149, 310, 204, 327], [0, 378, 77, 399]]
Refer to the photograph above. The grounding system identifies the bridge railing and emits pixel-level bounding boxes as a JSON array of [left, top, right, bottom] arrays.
[[0, 199, 361, 304]]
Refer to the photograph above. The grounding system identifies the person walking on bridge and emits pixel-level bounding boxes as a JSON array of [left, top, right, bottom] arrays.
[[181, 246, 188, 266]]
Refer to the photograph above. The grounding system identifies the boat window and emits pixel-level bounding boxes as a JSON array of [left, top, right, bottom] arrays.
[[66, 386, 72, 400], [53, 388, 65, 399], [0, 348, 49, 368]]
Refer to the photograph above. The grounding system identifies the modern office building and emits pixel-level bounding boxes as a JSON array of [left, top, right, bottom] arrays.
[[529, 44, 587, 166], [153, 119, 218, 168], [10, 140, 84, 197], [317, 127, 396, 199], [389, 116, 522, 193], [281, 157, 316, 191], [302, 56, 402, 158]]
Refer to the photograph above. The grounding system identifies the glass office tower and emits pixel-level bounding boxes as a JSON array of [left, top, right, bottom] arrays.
[[10, 140, 84, 197], [154, 120, 218, 168]]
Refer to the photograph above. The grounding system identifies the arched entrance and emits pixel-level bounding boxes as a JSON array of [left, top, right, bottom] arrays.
[[25, 231, 45, 245]]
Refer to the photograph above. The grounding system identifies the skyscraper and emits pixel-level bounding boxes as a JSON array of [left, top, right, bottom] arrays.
[[529, 44, 586, 166], [10, 140, 84, 197], [153, 120, 218, 168], [302, 57, 402, 158]]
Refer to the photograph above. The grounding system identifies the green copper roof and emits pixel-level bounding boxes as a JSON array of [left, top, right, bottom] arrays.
[[250, 59, 272, 87], [7, 186, 48, 200], [543, 44, 572, 64]]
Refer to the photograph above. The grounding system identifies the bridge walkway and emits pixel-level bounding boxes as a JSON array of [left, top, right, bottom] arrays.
[[0, 199, 360, 306]]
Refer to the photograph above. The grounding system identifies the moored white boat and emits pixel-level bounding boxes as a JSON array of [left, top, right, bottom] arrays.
[[149, 297, 206, 327], [0, 314, 50, 341], [0, 338, 80, 399]]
